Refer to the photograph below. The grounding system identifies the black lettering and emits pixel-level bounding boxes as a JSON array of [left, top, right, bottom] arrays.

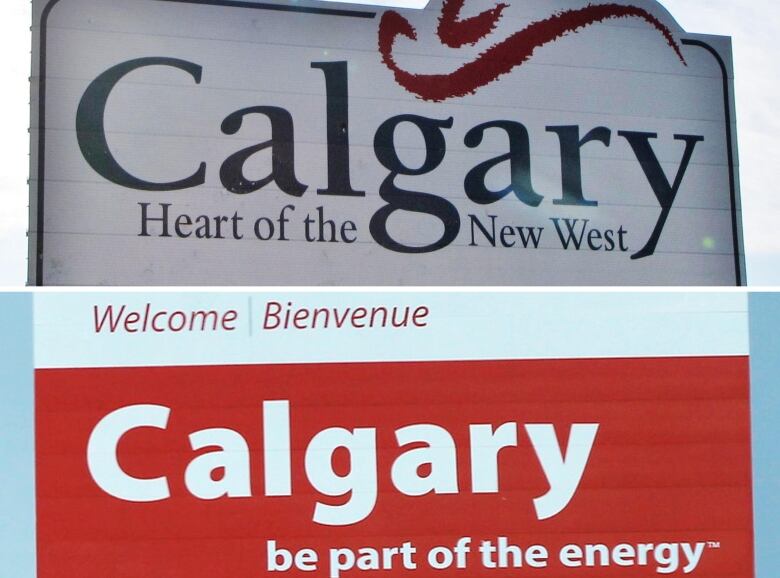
[[619, 131, 704, 259], [618, 226, 629, 251], [464, 121, 543, 207], [276, 205, 294, 241], [371, 115, 460, 253], [587, 227, 603, 250], [603, 228, 615, 251], [303, 214, 316, 242], [194, 215, 209, 239], [469, 214, 497, 246], [516, 226, 543, 249], [315, 206, 337, 242], [551, 217, 587, 250], [77, 58, 206, 191], [231, 212, 244, 240], [500, 225, 516, 247], [139, 203, 171, 237], [254, 217, 275, 240], [341, 220, 357, 243], [220, 107, 307, 196], [174, 214, 192, 238], [311, 61, 364, 197], [468, 215, 543, 248], [546, 125, 610, 207]]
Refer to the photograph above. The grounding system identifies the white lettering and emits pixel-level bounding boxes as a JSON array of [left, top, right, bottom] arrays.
[[392, 424, 458, 496], [305, 427, 378, 525], [185, 428, 251, 499], [86, 402, 600, 526], [87, 404, 171, 502], [469, 423, 517, 493], [263, 400, 291, 496], [525, 423, 599, 519]]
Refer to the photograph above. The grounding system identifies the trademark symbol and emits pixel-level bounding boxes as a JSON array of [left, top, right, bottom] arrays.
[[707, 541, 721, 549]]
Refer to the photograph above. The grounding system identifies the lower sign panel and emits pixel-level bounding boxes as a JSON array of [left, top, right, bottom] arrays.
[[36, 357, 753, 577]]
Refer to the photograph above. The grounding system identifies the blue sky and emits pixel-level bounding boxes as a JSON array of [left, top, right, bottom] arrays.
[[748, 293, 780, 578], [0, 293, 34, 577]]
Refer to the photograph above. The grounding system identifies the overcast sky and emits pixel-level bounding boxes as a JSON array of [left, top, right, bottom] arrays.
[[0, 0, 777, 285]]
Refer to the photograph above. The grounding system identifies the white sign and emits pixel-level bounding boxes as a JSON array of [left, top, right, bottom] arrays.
[[30, 0, 743, 285]]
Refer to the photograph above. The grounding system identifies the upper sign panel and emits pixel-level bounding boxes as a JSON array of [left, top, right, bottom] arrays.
[[30, 0, 743, 285]]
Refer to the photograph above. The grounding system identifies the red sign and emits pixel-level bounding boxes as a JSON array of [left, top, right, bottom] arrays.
[[36, 357, 753, 577]]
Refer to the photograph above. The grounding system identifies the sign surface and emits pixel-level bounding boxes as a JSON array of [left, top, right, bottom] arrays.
[[34, 292, 754, 577], [30, 0, 743, 285]]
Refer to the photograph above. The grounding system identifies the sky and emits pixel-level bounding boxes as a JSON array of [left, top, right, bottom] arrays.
[[0, 0, 778, 286], [0, 294, 33, 578], [660, 0, 780, 285], [748, 293, 780, 578]]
